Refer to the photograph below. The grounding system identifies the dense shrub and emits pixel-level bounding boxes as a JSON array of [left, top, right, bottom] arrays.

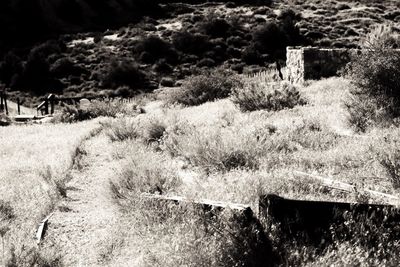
[[50, 57, 86, 78], [134, 35, 178, 64], [345, 25, 400, 132], [164, 71, 241, 106], [14, 40, 65, 94], [251, 9, 303, 60], [252, 22, 288, 59], [231, 80, 306, 112], [198, 16, 232, 38], [0, 52, 23, 88], [172, 31, 211, 56], [101, 59, 148, 90]]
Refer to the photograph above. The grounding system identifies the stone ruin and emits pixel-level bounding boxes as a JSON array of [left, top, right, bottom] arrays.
[[286, 46, 400, 84], [286, 46, 360, 84]]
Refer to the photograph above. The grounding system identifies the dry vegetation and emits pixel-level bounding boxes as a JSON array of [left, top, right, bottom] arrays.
[[0, 120, 101, 265], [1, 1, 400, 266], [96, 77, 400, 265]]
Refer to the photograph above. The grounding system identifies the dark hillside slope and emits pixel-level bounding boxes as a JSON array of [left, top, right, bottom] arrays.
[[0, 0, 161, 54]]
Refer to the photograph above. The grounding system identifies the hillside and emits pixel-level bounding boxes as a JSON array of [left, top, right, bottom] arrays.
[[1, 0, 399, 106]]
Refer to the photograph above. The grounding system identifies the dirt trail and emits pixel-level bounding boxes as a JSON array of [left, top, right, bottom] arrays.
[[42, 132, 122, 266]]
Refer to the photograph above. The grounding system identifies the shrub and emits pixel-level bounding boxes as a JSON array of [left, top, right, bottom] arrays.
[[251, 11, 303, 60], [231, 80, 306, 112], [252, 21, 288, 59], [142, 120, 166, 144], [101, 58, 148, 90], [161, 121, 275, 172], [376, 132, 400, 189], [0, 114, 11, 126], [103, 118, 140, 142], [0, 52, 23, 88], [110, 142, 180, 197], [134, 35, 178, 64], [172, 31, 211, 56], [164, 71, 241, 106], [15, 40, 65, 94], [52, 100, 131, 123], [50, 57, 86, 78], [198, 16, 232, 38], [362, 23, 400, 49], [345, 25, 400, 131]]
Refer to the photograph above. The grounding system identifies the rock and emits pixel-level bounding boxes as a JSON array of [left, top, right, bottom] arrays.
[[79, 99, 91, 110]]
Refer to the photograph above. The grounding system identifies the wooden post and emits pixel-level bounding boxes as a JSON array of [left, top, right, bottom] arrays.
[[44, 100, 49, 115], [48, 94, 55, 114], [0, 92, 3, 112], [17, 98, 21, 115], [4, 91, 8, 115]]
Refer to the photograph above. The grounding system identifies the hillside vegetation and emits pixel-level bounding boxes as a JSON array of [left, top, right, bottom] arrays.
[[1, 0, 399, 106]]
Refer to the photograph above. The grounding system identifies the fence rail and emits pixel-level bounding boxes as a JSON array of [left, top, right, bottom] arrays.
[[36, 94, 134, 115]]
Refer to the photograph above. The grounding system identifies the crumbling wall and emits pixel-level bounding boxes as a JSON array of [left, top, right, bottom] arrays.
[[286, 47, 305, 84], [286, 47, 359, 84]]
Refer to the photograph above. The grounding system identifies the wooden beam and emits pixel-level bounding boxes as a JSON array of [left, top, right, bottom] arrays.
[[36, 212, 54, 245], [293, 171, 400, 204]]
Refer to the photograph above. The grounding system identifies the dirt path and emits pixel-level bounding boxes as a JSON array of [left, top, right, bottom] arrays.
[[42, 132, 122, 266]]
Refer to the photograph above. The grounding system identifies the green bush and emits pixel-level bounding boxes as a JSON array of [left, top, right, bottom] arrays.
[[165, 71, 242, 106], [231, 80, 306, 112]]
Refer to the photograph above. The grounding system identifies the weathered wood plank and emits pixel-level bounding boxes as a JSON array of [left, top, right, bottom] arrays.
[[36, 213, 54, 245], [293, 171, 400, 204]]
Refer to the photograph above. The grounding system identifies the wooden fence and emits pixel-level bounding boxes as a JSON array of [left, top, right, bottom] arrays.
[[36, 94, 134, 115]]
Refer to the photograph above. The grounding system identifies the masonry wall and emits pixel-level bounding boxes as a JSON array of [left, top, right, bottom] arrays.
[[286, 47, 359, 84]]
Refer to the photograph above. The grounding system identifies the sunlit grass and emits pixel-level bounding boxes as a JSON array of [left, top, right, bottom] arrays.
[[0, 119, 101, 263]]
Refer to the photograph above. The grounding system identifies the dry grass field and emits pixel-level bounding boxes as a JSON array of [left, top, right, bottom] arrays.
[[0, 120, 102, 265], [1, 1, 400, 266], [3, 74, 400, 266]]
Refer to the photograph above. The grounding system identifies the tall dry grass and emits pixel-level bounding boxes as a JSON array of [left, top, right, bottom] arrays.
[[0, 119, 101, 264]]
